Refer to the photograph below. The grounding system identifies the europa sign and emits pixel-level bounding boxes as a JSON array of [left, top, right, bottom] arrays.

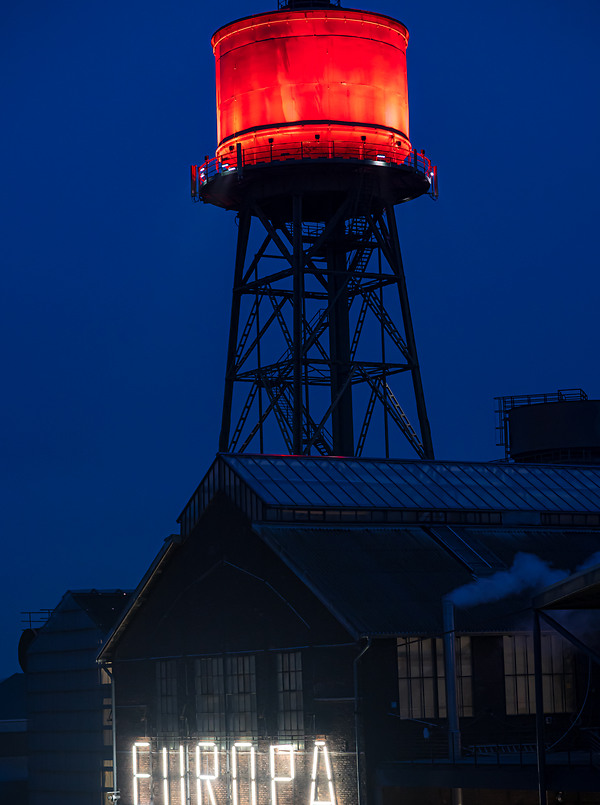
[[131, 740, 337, 805]]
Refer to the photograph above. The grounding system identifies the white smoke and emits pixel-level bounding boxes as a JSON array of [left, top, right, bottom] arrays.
[[576, 551, 600, 572], [448, 552, 569, 608]]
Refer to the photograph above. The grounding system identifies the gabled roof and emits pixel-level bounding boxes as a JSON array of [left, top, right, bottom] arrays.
[[98, 538, 178, 662], [99, 454, 600, 658], [69, 590, 132, 633], [179, 454, 600, 536]]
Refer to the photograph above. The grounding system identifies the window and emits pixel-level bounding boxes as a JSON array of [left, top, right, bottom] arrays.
[[156, 659, 178, 734], [194, 655, 258, 737], [503, 633, 574, 715], [102, 759, 114, 794], [102, 695, 112, 745], [226, 655, 257, 735], [195, 657, 225, 735], [277, 651, 303, 735], [397, 637, 472, 719]]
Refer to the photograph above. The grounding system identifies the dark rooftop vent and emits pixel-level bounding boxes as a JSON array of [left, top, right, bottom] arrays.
[[495, 389, 600, 464]]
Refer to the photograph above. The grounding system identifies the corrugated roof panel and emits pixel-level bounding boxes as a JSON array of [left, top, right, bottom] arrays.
[[466, 463, 544, 510], [567, 467, 600, 501], [256, 525, 472, 635], [220, 455, 600, 514], [532, 465, 598, 511], [287, 457, 368, 507], [369, 461, 449, 508], [402, 463, 488, 509], [256, 524, 600, 637]]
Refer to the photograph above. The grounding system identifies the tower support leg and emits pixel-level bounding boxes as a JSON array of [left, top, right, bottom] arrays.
[[327, 216, 354, 456], [292, 195, 304, 454], [219, 207, 251, 452], [384, 205, 434, 459]]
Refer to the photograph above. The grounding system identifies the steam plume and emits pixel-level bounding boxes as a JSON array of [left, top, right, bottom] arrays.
[[577, 551, 600, 572], [448, 552, 568, 608]]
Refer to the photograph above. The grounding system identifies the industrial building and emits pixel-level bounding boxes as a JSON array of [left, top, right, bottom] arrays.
[[21, 590, 131, 805], [98, 453, 600, 805], [0, 672, 27, 803], [18, 0, 600, 801]]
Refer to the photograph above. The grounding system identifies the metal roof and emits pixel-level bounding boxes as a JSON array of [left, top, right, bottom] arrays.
[[256, 524, 600, 637], [233, 453, 600, 512], [69, 590, 132, 633], [533, 562, 600, 610], [178, 454, 600, 536], [221, 454, 600, 511]]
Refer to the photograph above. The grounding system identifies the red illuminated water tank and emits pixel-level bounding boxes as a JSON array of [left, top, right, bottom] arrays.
[[212, 7, 412, 162]]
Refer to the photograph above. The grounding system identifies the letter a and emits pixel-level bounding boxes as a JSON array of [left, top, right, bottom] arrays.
[[309, 742, 336, 805]]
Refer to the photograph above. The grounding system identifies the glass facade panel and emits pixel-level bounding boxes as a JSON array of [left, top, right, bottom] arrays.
[[397, 636, 472, 719], [219, 454, 600, 516], [156, 660, 178, 734], [226, 655, 258, 735], [503, 633, 574, 715], [195, 657, 226, 735], [277, 651, 304, 735]]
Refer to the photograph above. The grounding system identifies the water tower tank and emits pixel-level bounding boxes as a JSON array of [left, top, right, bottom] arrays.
[[213, 7, 412, 163]]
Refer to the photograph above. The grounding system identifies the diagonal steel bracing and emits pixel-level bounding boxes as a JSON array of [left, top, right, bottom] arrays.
[[218, 198, 434, 458]]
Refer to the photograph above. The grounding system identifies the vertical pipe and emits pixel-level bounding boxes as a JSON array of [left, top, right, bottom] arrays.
[[100, 663, 118, 801], [111, 666, 117, 799], [443, 599, 461, 760], [443, 599, 462, 805], [292, 195, 303, 454], [534, 611, 548, 805], [384, 205, 434, 459], [353, 638, 371, 805], [219, 208, 251, 452]]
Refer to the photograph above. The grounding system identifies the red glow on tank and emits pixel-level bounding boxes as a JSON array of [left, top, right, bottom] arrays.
[[212, 8, 412, 162]]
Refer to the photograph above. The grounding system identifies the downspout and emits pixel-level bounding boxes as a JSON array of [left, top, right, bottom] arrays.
[[101, 663, 120, 803], [442, 598, 462, 805], [353, 637, 372, 805], [533, 610, 547, 805]]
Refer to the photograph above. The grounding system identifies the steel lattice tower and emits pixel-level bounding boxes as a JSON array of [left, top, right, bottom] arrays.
[[192, 1, 438, 459]]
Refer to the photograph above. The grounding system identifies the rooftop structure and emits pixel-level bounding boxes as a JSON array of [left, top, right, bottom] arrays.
[[178, 453, 600, 535]]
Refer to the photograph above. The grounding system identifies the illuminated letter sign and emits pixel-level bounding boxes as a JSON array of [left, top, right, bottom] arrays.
[[270, 744, 295, 805], [129, 739, 337, 805], [196, 742, 219, 805], [180, 745, 188, 805], [310, 742, 336, 805], [232, 742, 257, 805], [162, 747, 170, 805], [132, 742, 151, 805]]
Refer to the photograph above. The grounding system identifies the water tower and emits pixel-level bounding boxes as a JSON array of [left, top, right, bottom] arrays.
[[192, 0, 438, 458]]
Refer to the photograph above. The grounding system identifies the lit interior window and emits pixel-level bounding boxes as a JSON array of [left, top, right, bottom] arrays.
[[503, 633, 574, 715]]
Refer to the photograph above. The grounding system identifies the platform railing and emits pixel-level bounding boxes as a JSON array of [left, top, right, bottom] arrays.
[[191, 140, 438, 200]]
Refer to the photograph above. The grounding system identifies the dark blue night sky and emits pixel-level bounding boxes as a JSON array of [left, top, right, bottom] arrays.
[[1, 0, 599, 680]]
